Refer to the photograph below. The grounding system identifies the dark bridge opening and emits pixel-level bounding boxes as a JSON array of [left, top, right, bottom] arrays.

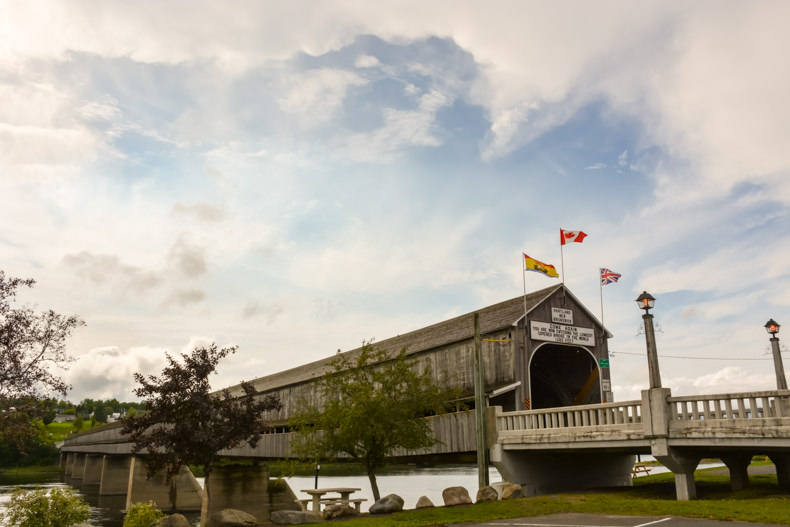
[[529, 344, 601, 410]]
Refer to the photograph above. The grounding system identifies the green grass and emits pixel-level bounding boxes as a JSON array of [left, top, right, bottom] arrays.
[[40, 421, 100, 442], [324, 468, 790, 526]]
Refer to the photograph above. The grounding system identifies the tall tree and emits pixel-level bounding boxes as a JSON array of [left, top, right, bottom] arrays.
[[121, 343, 281, 511], [291, 342, 460, 501], [0, 271, 84, 453]]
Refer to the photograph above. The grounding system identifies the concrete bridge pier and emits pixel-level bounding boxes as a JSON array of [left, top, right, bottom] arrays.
[[99, 455, 132, 495], [200, 464, 290, 525], [82, 454, 104, 486], [70, 453, 87, 483], [768, 453, 790, 489], [125, 457, 203, 512], [490, 446, 635, 496], [650, 438, 700, 500], [721, 453, 752, 491], [63, 452, 75, 478]]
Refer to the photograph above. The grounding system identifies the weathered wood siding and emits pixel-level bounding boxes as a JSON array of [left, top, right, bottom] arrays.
[[256, 328, 516, 424], [221, 410, 478, 459]]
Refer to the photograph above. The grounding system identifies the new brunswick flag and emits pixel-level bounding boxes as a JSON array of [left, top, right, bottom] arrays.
[[523, 253, 559, 278]]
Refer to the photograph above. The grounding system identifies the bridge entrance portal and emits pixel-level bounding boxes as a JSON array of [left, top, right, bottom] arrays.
[[529, 344, 601, 409]]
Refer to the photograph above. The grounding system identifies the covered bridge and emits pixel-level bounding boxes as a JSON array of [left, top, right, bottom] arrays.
[[230, 283, 614, 427]]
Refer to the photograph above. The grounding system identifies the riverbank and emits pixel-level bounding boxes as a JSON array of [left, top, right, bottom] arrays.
[[319, 466, 789, 527]]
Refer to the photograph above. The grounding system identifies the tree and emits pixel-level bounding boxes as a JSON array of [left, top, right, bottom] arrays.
[[0, 487, 90, 527], [290, 342, 460, 501], [0, 271, 84, 453], [121, 343, 281, 511], [0, 271, 84, 400]]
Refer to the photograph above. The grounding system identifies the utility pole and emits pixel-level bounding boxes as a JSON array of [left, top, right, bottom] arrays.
[[473, 313, 489, 488]]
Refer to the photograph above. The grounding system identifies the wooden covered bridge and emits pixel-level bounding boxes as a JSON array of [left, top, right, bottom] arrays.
[[61, 283, 790, 516]]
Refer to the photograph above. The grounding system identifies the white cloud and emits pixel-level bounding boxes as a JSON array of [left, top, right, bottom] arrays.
[[278, 68, 368, 126], [65, 346, 168, 401], [355, 54, 380, 68]]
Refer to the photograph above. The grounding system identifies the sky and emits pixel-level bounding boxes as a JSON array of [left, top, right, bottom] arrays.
[[2, 0, 789, 404]]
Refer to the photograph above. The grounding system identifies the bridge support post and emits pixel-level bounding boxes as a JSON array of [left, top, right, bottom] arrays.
[[651, 438, 700, 500], [71, 453, 86, 483], [126, 457, 203, 512], [490, 445, 635, 496], [63, 452, 75, 478], [99, 455, 132, 496], [721, 453, 752, 491], [83, 454, 104, 486], [768, 453, 790, 490], [201, 464, 281, 525]]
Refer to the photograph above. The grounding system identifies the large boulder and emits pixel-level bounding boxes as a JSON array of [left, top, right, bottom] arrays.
[[369, 493, 404, 514], [270, 510, 321, 525], [501, 482, 523, 499], [207, 508, 258, 527], [442, 486, 472, 506], [475, 485, 499, 503], [152, 514, 191, 527], [415, 495, 434, 509], [322, 503, 358, 520]]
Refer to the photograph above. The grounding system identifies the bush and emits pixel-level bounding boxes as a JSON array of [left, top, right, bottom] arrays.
[[0, 486, 91, 527], [123, 500, 165, 527]]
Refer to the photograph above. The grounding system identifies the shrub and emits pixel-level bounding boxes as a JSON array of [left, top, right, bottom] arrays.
[[123, 500, 165, 527], [0, 486, 91, 527]]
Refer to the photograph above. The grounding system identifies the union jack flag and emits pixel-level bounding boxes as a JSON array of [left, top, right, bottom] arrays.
[[600, 268, 621, 286]]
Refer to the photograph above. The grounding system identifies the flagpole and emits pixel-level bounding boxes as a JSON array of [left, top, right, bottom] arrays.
[[522, 254, 528, 323], [559, 230, 565, 283], [599, 267, 605, 329]]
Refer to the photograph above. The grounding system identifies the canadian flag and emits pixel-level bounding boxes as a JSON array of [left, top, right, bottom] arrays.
[[560, 229, 587, 245]]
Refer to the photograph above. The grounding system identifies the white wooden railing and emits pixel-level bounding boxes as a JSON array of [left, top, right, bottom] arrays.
[[496, 400, 642, 432], [668, 391, 790, 421], [494, 390, 790, 442]]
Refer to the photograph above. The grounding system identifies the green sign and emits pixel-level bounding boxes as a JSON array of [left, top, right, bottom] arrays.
[[599, 358, 610, 368]]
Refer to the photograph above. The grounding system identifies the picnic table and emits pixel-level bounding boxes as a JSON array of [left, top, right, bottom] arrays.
[[298, 487, 365, 514]]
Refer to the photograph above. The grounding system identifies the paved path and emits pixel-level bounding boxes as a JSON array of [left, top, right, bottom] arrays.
[[456, 513, 783, 527]]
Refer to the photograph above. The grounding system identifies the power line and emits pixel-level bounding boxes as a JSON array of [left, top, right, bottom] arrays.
[[611, 351, 778, 361]]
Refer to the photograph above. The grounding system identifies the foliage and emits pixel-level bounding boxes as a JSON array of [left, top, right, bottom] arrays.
[[290, 341, 460, 501], [121, 343, 281, 508], [0, 271, 84, 456], [0, 271, 84, 401], [123, 500, 165, 527], [0, 486, 91, 527]]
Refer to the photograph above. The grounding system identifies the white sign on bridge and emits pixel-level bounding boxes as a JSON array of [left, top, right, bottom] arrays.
[[530, 321, 595, 346], [551, 307, 573, 324]]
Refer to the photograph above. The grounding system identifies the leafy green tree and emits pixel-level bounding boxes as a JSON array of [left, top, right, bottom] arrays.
[[123, 501, 165, 527], [0, 271, 83, 454], [122, 343, 281, 510], [93, 404, 108, 423], [0, 487, 90, 527], [291, 342, 460, 501]]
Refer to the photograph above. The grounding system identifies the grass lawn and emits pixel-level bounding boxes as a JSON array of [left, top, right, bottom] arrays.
[[40, 421, 99, 442], [323, 466, 790, 526]]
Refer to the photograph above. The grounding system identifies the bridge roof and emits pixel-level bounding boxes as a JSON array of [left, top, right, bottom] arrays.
[[233, 284, 564, 396]]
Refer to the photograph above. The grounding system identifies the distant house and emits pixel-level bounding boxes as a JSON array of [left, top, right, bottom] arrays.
[[54, 413, 76, 423]]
